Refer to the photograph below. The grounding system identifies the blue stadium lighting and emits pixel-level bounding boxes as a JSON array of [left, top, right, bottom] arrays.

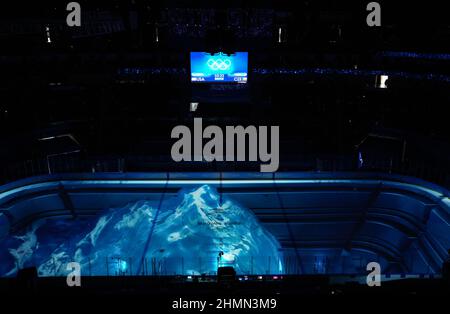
[[253, 67, 450, 83], [1, 178, 448, 202], [379, 51, 450, 61], [117, 66, 450, 84]]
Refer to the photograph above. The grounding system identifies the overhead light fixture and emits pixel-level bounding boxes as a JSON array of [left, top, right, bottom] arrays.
[[45, 25, 52, 43], [190, 102, 199, 112], [278, 26, 287, 43], [375, 75, 389, 89]]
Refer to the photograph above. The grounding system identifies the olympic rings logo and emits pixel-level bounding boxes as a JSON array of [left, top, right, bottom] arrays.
[[207, 58, 232, 70]]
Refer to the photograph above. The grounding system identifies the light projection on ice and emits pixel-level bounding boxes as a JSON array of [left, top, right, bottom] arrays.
[[0, 185, 283, 277]]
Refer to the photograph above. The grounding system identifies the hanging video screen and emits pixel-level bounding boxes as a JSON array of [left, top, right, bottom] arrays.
[[190, 52, 248, 83]]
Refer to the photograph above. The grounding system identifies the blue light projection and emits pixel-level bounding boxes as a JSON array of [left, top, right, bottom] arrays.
[[0, 185, 282, 277]]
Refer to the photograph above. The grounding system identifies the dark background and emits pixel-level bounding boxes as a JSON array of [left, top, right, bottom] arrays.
[[0, 0, 449, 185]]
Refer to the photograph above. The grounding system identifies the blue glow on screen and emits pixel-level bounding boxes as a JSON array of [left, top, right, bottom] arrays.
[[190, 52, 248, 83]]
